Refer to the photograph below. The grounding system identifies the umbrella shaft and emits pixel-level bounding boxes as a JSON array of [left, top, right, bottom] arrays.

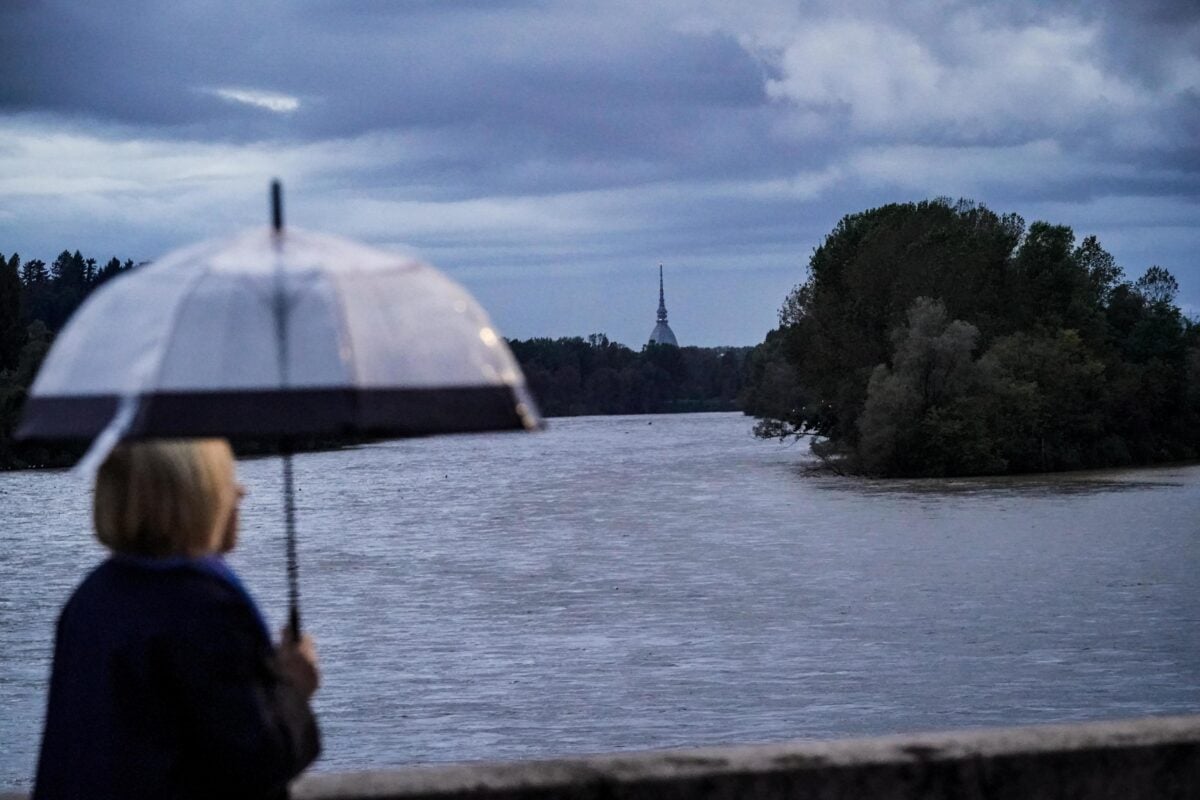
[[281, 442, 302, 643]]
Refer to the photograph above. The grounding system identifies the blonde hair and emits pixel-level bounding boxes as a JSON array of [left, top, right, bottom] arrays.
[[93, 439, 236, 557]]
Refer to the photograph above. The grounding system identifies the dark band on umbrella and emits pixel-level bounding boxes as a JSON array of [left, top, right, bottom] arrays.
[[17, 386, 540, 441]]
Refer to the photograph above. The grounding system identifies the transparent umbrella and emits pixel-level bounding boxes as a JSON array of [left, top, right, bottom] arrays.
[[17, 182, 542, 636]]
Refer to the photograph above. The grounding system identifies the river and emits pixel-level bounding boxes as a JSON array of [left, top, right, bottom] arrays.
[[2, 412, 1198, 788]]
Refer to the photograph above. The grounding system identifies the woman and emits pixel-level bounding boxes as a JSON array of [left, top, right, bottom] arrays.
[[34, 439, 321, 799]]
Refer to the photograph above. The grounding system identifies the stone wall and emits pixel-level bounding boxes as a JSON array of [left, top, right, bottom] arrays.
[[6, 715, 1199, 799], [292, 715, 1200, 800]]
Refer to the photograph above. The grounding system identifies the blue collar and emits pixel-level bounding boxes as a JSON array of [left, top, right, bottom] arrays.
[[111, 553, 271, 642]]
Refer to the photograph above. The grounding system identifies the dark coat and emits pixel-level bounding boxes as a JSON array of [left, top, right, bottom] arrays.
[[33, 558, 320, 800]]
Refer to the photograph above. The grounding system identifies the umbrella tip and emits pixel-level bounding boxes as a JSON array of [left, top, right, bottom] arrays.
[[271, 179, 284, 234]]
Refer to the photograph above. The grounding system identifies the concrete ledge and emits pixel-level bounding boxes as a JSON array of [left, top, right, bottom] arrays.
[[292, 715, 1200, 800], [4, 715, 1198, 799]]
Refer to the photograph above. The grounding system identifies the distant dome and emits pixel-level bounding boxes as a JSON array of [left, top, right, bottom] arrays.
[[649, 321, 677, 346], [647, 264, 679, 347]]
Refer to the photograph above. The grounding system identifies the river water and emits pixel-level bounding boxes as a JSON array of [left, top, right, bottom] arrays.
[[2, 412, 1198, 787]]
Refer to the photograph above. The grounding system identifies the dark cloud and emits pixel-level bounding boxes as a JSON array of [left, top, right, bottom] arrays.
[[1101, 0, 1200, 25], [1, 3, 759, 132], [0, 0, 1197, 345]]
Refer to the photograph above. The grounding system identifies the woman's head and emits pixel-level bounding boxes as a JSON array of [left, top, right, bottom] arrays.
[[94, 438, 241, 557]]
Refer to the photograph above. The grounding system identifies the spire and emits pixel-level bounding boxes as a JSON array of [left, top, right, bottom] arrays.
[[648, 263, 678, 347], [657, 263, 668, 323]]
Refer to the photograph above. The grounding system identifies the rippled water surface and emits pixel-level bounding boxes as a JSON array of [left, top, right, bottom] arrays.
[[2, 412, 1199, 787]]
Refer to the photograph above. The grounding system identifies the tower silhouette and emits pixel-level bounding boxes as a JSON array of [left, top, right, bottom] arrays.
[[648, 264, 678, 346]]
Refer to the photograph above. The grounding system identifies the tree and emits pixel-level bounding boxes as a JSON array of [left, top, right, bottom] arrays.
[[21, 259, 48, 286], [506, 335, 744, 417], [96, 257, 124, 285], [744, 197, 1199, 477], [0, 246, 140, 467], [50, 251, 75, 284], [1010, 221, 1098, 334], [1074, 235, 1123, 305], [740, 329, 804, 436], [762, 199, 1023, 447], [981, 330, 1108, 471], [40, 249, 90, 329], [20, 259, 54, 329], [0, 252, 23, 370], [1134, 266, 1179, 306], [857, 298, 990, 475]]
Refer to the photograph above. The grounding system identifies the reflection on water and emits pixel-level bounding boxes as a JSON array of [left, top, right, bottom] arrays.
[[2, 412, 1199, 787]]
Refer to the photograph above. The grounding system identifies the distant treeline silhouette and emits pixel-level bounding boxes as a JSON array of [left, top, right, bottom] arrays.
[[508, 335, 749, 417], [741, 198, 1199, 477], [0, 250, 140, 468], [0, 250, 751, 469]]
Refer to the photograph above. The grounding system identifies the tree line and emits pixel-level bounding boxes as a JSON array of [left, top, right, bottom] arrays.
[[0, 249, 750, 468], [1, 250, 140, 468], [508, 335, 748, 417], [741, 198, 1198, 477]]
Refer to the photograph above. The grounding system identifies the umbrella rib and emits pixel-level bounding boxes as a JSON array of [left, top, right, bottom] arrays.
[[327, 271, 363, 389]]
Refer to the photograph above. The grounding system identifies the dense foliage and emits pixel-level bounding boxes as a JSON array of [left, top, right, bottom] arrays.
[[742, 199, 1199, 477], [0, 251, 138, 468], [508, 335, 748, 416]]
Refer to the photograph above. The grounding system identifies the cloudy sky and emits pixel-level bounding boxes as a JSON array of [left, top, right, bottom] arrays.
[[1, 0, 1197, 346]]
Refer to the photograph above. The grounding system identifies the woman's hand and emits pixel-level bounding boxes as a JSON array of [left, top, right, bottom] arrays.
[[277, 630, 320, 700]]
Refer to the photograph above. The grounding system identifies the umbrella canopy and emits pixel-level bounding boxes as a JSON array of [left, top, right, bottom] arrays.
[[17, 199, 543, 638], [17, 226, 541, 442]]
